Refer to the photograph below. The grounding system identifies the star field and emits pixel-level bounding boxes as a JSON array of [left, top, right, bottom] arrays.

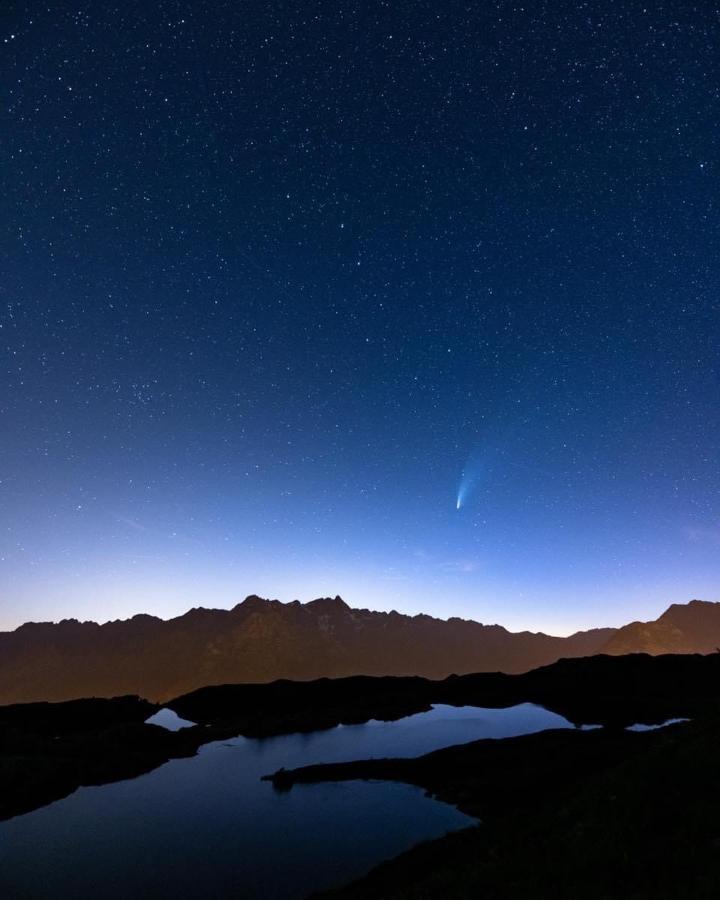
[[1, 1, 719, 632]]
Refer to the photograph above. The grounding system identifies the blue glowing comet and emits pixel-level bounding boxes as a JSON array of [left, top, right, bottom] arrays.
[[456, 439, 556, 510], [456, 463, 482, 510], [456, 440, 502, 510]]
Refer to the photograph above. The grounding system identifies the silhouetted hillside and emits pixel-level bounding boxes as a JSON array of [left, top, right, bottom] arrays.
[[0, 595, 614, 704], [601, 599, 720, 655], [5, 652, 720, 822]]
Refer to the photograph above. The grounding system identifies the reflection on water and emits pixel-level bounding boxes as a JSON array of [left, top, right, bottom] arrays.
[[627, 717, 690, 732], [145, 707, 198, 731], [0, 703, 572, 900]]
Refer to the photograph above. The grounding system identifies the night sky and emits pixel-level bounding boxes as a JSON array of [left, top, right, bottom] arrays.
[[2, 1, 719, 633]]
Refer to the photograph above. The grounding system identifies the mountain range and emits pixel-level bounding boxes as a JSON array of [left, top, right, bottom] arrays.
[[1, 595, 718, 705], [603, 599, 720, 655]]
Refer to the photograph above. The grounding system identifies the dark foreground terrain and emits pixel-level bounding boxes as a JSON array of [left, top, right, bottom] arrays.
[[2, 653, 720, 897], [276, 717, 720, 899]]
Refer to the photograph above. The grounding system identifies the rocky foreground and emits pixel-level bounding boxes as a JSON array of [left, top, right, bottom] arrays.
[[260, 654, 720, 899], [304, 714, 720, 899], [2, 651, 720, 825]]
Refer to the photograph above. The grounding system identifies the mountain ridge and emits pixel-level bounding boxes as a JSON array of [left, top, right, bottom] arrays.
[[601, 598, 720, 655], [0, 594, 615, 704], [3, 595, 720, 706]]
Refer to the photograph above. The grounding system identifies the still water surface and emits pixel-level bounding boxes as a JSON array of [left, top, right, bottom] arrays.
[[0, 703, 572, 899]]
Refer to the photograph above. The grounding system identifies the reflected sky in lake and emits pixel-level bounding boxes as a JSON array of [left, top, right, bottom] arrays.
[[0, 703, 573, 899]]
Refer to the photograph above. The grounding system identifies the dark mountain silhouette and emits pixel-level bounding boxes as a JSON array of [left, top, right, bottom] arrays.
[[0, 594, 614, 704], [600, 598, 720, 655]]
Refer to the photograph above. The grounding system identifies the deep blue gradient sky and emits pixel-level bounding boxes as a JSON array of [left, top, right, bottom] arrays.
[[2, 1, 719, 633]]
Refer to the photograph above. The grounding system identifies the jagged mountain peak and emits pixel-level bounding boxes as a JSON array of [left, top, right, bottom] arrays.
[[306, 595, 349, 612], [601, 599, 720, 656]]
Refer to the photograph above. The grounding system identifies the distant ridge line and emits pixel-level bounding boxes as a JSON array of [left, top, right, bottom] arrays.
[[1, 595, 719, 705]]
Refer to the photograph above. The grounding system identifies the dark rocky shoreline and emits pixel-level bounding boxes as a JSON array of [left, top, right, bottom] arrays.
[[3, 652, 720, 897], [3, 652, 720, 821], [304, 714, 720, 898]]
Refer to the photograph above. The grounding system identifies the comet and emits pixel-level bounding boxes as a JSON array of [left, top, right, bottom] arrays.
[[455, 469, 476, 510], [456, 447, 490, 510], [456, 441, 555, 511]]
